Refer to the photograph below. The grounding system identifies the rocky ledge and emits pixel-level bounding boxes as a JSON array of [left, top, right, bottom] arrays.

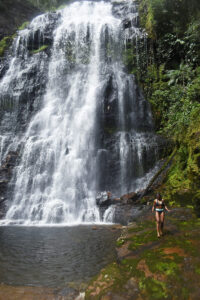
[[85, 208, 200, 300]]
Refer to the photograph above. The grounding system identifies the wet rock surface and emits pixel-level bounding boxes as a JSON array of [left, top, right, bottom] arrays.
[[85, 208, 200, 300], [96, 190, 152, 224], [97, 190, 153, 224], [0, 11, 59, 136], [0, 0, 40, 40], [0, 151, 19, 218], [112, 204, 150, 225]]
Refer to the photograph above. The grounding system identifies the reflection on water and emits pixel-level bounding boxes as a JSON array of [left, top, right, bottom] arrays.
[[0, 226, 119, 287]]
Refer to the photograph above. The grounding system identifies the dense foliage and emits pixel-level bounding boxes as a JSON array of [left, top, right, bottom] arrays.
[[139, 0, 200, 39], [123, 0, 200, 209], [137, 0, 200, 135]]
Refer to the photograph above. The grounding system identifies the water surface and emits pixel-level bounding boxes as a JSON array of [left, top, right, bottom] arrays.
[[0, 225, 119, 287]]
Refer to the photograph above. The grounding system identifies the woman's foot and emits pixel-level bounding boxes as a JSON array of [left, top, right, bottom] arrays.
[[157, 234, 161, 238]]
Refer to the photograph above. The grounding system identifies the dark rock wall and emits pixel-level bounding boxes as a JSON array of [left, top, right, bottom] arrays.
[[0, 0, 41, 40], [0, 151, 19, 217]]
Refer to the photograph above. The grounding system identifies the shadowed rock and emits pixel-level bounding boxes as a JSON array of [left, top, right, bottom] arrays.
[[0, 0, 41, 40], [0, 151, 19, 218]]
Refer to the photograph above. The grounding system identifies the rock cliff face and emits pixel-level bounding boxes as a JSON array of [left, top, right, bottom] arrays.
[[0, 0, 168, 224], [0, 0, 41, 40], [0, 1, 56, 217], [0, 0, 40, 217]]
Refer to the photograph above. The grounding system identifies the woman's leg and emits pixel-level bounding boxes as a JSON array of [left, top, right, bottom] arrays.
[[155, 211, 161, 237], [160, 212, 165, 235]]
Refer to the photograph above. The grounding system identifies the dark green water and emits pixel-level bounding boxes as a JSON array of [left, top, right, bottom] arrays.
[[0, 225, 119, 287]]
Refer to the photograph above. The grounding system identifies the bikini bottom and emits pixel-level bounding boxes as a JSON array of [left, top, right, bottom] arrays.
[[155, 209, 164, 213]]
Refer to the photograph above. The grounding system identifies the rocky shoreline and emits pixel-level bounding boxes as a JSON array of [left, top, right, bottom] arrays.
[[0, 207, 199, 300], [85, 207, 200, 300]]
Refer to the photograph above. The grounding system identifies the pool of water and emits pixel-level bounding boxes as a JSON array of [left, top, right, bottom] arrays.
[[0, 225, 120, 288]]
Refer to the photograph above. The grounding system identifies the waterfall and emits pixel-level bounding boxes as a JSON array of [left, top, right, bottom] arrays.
[[0, 0, 161, 225]]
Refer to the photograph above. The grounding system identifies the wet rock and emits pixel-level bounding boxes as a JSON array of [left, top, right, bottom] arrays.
[[122, 19, 132, 29], [112, 204, 150, 225], [120, 191, 144, 204], [97, 189, 153, 224], [57, 286, 80, 299], [96, 191, 120, 207], [0, 0, 40, 40], [0, 62, 8, 80], [112, 0, 138, 22], [97, 190, 144, 208], [96, 191, 109, 206], [124, 277, 139, 295], [0, 25, 51, 135], [0, 151, 19, 218], [27, 13, 59, 52]]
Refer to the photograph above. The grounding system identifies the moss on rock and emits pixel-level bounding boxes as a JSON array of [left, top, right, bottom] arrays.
[[0, 36, 13, 56], [18, 21, 29, 31], [85, 210, 200, 300], [162, 113, 200, 213], [31, 45, 48, 54]]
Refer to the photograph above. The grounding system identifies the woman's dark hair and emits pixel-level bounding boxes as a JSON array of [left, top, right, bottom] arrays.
[[156, 193, 162, 200]]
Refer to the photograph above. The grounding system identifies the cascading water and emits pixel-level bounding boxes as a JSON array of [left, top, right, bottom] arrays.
[[0, 0, 161, 225]]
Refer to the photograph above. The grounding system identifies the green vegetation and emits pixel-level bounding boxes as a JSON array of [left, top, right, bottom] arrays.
[[162, 115, 200, 210], [139, 0, 200, 40], [31, 45, 48, 54], [128, 229, 158, 250], [122, 0, 200, 211], [18, 21, 29, 31], [85, 213, 200, 299], [0, 36, 10, 56], [143, 65, 200, 136], [128, 220, 154, 233], [0, 35, 15, 56], [139, 277, 168, 300], [116, 237, 125, 247]]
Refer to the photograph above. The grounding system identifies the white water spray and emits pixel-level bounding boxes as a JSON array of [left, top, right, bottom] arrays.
[[0, 0, 160, 225]]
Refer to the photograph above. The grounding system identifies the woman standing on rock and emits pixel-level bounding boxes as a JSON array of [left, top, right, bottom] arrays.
[[152, 193, 170, 238]]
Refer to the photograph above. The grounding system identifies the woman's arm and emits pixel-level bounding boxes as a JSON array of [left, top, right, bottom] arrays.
[[152, 200, 156, 212], [163, 201, 170, 212]]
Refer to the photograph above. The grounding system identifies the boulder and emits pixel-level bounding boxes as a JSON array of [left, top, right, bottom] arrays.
[[96, 191, 121, 209], [120, 191, 144, 204], [96, 190, 145, 208]]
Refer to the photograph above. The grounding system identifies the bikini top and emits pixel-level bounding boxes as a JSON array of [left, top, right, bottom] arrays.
[[155, 199, 165, 208]]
